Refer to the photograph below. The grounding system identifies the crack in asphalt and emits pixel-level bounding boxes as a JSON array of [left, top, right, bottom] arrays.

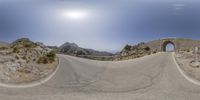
[[40, 56, 109, 89], [39, 54, 167, 93], [81, 55, 167, 93]]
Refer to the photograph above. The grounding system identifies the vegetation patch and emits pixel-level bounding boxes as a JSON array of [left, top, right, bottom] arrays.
[[0, 38, 58, 84], [37, 51, 56, 64]]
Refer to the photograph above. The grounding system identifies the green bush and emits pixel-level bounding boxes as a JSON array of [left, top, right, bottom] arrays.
[[37, 51, 56, 64], [23, 42, 36, 48], [124, 44, 131, 51], [0, 46, 8, 50], [37, 56, 48, 64], [13, 47, 19, 53], [153, 51, 157, 54], [33, 58, 36, 61], [46, 51, 56, 63], [48, 57, 55, 63], [24, 43, 32, 48], [15, 55, 19, 60], [144, 46, 150, 51], [46, 51, 56, 58]]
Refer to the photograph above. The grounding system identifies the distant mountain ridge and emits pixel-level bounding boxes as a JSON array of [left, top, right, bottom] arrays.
[[0, 41, 9, 48], [59, 42, 113, 56]]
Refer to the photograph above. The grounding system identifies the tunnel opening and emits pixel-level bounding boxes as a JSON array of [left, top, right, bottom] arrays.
[[162, 41, 175, 52]]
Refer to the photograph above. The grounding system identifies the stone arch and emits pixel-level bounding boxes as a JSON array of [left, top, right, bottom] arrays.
[[146, 38, 200, 52], [161, 39, 176, 52]]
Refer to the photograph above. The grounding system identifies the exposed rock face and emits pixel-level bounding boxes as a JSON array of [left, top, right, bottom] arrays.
[[0, 38, 57, 83], [11, 38, 36, 48], [118, 38, 200, 60], [47, 46, 58, 50], [59, 42, 113, 56], [59, 42, 86, 56], [120, 42, 152, 58], [10, 38, 51, 61]]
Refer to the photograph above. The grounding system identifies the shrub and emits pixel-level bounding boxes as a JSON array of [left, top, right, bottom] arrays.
[[33, 58, 36, 61], [0, 46, 8, 50], [23, 42, 37, 48], [15, 55, 19, 60], [186, 49, 190, 52], [46, 51, 56, 63], [47, 57, 55, 63], [13, 47, 19, 53], [46, 51, 56, 58], [22, 56, 26, 60], [124, 44, 131, 51], [37, 51, 56, 64], [26, 60, 30, 63], [11, 59, 15, 62], [144, 46, 150, 51], [153, 51, 157, 54], [37, 56, 48, 64]]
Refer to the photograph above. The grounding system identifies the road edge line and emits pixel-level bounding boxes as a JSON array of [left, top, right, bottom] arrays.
[[172, 52, 200, 86]]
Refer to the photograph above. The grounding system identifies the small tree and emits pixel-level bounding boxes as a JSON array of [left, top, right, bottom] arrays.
[[46, 51, 56, 58], [124, 44, 131, 51], [144, 46, 150, 51], [37, 56, 48, 64], [13, 47, 19, 53]]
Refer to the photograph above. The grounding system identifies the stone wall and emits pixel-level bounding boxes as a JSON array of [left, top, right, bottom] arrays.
[[146, 38, 200, 52]]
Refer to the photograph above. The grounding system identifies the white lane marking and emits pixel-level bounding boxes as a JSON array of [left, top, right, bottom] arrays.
[[0, 58, 60, 88], [172, 52, 200, 86]]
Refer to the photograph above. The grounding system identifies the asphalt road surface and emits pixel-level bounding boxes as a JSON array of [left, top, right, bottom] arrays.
[[0, 52, 200, 100]]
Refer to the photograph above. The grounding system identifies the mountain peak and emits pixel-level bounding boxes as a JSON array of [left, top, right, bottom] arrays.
[[59, 42, 113, 56], [60, 42, 79, 48]]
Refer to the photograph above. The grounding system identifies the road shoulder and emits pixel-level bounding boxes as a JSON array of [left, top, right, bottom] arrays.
[[172, 52, 200, 86]]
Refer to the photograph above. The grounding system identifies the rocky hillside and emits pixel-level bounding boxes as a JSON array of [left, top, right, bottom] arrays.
[[0, 38, 58, 83], [119, 42, 155, 59], [145, 38, 200, 52], [74, 42, 155, 61], [59, 42, 155, 61], [59, 42, 113, 56], [0, 41, 9, 50]]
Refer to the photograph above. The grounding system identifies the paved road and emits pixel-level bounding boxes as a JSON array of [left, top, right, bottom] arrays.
[[0, 52, 200, 100]]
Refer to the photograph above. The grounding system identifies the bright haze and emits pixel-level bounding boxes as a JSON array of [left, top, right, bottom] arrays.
[[0, 0, 200, 52]]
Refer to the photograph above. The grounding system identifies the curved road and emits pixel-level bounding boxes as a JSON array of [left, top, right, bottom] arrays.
[[0, 52, 200, 100]]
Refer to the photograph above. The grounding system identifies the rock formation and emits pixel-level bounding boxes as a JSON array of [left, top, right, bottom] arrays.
[[119, 42, 153, 59], [59, 42, 113, 56], [0, 38, 57, 83]]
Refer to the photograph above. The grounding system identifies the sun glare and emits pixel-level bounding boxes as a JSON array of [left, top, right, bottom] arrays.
[[62, 10, 88, 20]]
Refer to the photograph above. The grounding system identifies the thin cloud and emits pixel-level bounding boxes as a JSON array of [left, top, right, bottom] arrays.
[[173, 4, 186, 7]]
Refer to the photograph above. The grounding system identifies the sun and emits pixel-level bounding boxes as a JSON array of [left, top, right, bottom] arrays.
[[62, 10, 88, 20]]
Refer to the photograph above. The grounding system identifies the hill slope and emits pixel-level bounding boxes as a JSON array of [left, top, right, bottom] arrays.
[[59, 42, 113, 56], [0, 38, 58, 83]]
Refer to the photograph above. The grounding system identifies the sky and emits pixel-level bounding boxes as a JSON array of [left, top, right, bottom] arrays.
[[166, 43, 175, 51], [0, 0, 200, 52]]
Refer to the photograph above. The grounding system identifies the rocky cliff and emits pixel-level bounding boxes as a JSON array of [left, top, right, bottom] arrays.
[[0, 38, 57, 83], [59, 42, 113, 56], [119, 42, 153, 59]]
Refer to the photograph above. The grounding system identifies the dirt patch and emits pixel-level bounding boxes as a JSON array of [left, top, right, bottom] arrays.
[[175, 52, 200, 81], [0, 57, 58, 84], [0, 38, 59, 84]]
